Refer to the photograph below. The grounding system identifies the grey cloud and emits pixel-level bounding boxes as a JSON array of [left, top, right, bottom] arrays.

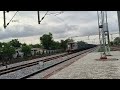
[[0, 25, 44, 40], [0, 11, 119, 43]]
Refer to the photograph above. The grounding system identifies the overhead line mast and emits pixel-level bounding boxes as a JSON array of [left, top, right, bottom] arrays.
[[117, 11, 120, 38], [97, 11, 111, 59], [3, 11, 6, 29]]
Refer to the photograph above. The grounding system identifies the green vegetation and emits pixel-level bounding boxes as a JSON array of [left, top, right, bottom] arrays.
[[40, 32, 53, 50], [21, 45, 31, 57], [29, 44, 42, 48], [9, 39, 21, 48], [110, 37, 120, 46], [0, 43, 15, 61], [40, 32, 74, 50], [0, 32, 88, 65], [60, 39, 74, 50], [114, 37, 120, 45]]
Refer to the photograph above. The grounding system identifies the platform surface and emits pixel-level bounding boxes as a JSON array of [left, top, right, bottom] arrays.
[[49, 51, 120, 79]]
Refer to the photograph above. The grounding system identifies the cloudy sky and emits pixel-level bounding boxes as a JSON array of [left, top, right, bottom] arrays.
[[0, 11, 119, 44]]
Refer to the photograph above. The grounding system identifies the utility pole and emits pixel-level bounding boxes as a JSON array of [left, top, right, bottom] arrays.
[[97, 11, 107, 59], [37, 11, 40, 24], [3, 11, 6, 29], [117, 11, 120, 38], [105, 11, 110, 45], [97, 11, 102, 52]]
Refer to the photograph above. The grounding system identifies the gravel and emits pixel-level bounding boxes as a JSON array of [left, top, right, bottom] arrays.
[[0, 48, 96, 79], [0, 53, 66, 70], [0, 51, 83, 79]]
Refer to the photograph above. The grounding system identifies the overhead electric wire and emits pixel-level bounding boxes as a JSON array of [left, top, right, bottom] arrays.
[[54, 11, 64, 16], [47, 11, 64, 16], [40, 11, 49, 22], [4, 11, 64, 28], [6, 11, 19, 26], [51, 14, 71, 30]]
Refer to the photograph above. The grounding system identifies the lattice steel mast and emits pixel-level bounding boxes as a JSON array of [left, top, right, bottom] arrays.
[[97, 11, 110, 59]]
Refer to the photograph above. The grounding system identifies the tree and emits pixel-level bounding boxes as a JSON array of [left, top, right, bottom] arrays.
[[60, 40, 67, 50], [0, 42, 2, 48], [66, 38, 74, 43], [9, 39, 21, 48], [22, 43, 27, 46], [40, 32, 53, 50], [21, 45, 31, 57], [60, 39, 74, 50], [51, 41, 61, 50], [2, 43, 15, 60], [114, 37, 120, 45], [29, 44, 42, 48]]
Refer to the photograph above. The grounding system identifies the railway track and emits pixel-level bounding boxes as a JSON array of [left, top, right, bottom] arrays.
[[0, 53, 68, 76], [0, 47, 97, 79], [20, 47, 97, 79]]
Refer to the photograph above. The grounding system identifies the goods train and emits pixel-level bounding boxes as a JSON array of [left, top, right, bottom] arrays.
[[66, 42, 97, 53]]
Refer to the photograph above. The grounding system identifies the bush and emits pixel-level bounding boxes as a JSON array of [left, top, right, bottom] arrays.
[[114, 37, 120, 45], [2, 44, 15, 60], [21, 45, 31, 57]]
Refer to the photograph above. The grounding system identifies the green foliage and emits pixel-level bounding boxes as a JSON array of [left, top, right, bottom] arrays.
[[21, 45, 31, 57], [40, 32, 54, 49], [51, 41, 61, 50], [9, 39, 21, 48], [0, 42, 2, 48], [40, 33, 75, 50], [114, 37, 120, 45], [66, 38, 74, 43], [2, 44, 15, 60], [60, 40, 67, 50], [29, 44, 42, 48], [60, 39, 74, 50], [22, 43, 27, 46]]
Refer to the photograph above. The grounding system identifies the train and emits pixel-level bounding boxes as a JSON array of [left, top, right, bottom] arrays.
[[66, 41, 97, 53]]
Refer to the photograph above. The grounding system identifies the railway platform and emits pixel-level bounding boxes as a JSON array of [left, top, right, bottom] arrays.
[[48, 51, 120, 79]]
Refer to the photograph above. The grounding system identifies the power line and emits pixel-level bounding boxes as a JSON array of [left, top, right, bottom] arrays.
[[3, 11, 19, 29], [49, 14, 70, 28], [3, 11, 64, 28], [47, 11, 64, 16], [40, 11, 49, 21], [6, 11, 18, 26], [38, 11, 49, 24]]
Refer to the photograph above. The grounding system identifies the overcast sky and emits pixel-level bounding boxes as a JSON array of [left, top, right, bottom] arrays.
[[0, 11, 119, 44]]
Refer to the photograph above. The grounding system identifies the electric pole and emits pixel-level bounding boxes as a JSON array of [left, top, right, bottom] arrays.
[[3, 11, 6, 29], [37, 11, 40, 24], [97, 11, 107, 59], [105, 11, 110, 45], [117, 11, 120, 38]]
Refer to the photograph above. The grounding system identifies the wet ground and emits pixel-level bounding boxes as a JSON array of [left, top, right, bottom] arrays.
[[49, 51, 120, 79]]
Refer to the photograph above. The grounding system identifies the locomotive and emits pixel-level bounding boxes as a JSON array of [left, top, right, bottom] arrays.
[[66, 41, 97, 53]]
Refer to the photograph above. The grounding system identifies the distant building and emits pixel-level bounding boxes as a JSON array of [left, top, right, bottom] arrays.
[[31, 48, 44, 56]]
